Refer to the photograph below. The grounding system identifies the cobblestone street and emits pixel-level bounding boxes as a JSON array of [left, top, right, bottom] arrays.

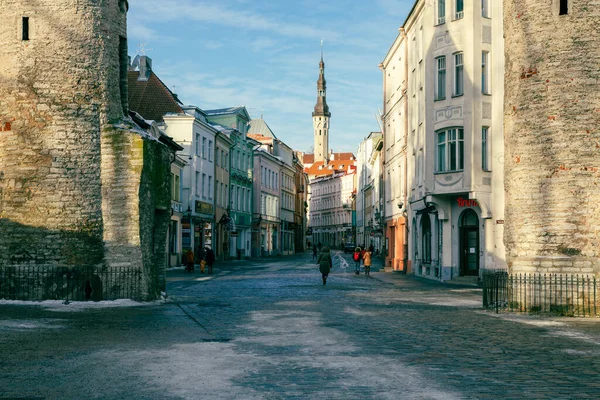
[[1, 252, 599, 399]]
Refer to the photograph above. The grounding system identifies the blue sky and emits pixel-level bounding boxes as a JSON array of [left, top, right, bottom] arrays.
[[128, 0, 415, 154]]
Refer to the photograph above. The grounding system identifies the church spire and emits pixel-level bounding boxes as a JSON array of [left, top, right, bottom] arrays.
[[313, 40, 330, 118]]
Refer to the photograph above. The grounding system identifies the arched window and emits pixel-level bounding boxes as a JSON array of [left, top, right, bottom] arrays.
[[460, 208, 478, 228]]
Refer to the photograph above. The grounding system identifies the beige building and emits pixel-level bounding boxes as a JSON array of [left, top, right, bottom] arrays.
[[382, 0, 506, 282]]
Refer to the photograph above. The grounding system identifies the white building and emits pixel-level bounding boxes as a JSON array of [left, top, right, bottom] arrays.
[[163, 106, 218, 254], [381, 0, 506, 281], [356, 132, 383, 251], [310, 171, 355, 248]]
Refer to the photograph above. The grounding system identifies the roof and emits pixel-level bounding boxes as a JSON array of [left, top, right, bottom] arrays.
[[303, 154, 315, 165], [248, 118, 277, 139], [203, 106, 251, 121], [247, 133, 271, 142], [128, 71, 183, 122], [304, 160, 356, 177], [331, 152, 355, 161]]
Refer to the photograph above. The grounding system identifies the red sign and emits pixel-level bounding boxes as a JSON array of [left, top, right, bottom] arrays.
[[457, 197, 477, 207]]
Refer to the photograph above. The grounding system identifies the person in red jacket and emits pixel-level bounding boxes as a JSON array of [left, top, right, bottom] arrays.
[[352, 247, 362, 275]]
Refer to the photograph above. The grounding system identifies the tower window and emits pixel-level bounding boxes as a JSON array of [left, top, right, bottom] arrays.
[[22, 17, 29, 41], [559, 0, 568, 15]]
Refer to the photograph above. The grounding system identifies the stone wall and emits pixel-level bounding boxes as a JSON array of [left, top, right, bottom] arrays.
[[503, 1, 600, 274], [0, 1, 170, 300]]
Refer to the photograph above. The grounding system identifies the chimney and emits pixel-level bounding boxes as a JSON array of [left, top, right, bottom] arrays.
[[138, 56, 152, 81]]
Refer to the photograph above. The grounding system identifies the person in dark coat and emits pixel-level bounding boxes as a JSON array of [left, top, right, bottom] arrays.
[[317, 246, 332, 286], [205, 247, 215, 274], [312, 243, 318, 261]]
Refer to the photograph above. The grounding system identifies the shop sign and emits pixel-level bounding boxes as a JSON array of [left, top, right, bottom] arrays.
[[457, 197, 478, 207], [195, 200, 213, 215]]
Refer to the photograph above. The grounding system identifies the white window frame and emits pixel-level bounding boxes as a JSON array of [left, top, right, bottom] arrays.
[[454, 52, 464, 96], [435, 56, 446, 100], [436, 127, 464, 172], [201, 173, 206, 198], [202, 137, 206, 159], [208, 140, 213, 162], [437, 0, 446, 24], [482, 126, 490, 171], [482, 51, 490, 94], [482, 0, 490, 18], [455, 0, 464, 20]]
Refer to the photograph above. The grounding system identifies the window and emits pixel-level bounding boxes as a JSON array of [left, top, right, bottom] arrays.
[[232, 186, 237, 210], [482, 0, 489, 18], [172, 173, 180, 202], [195, 172, 200, 196], [435, 56, 446, 100], [195, 134, 200, 156], [482, 127, 490, 171], [202, 137, 206, 158], [482, 51, 490, 94], [201, 173, 206, 198], [559, 0, 568, 15], [208, 140, 213, 161], [437, 0, 446, 24], [422, 215, 432, 264], [455, 0, 464, 19], [215, 148, 219, 167], [22, 17, 29, 41], [454, 52, 464, 96], [208, 176, 212, 199], [437, 127, 464, 172]]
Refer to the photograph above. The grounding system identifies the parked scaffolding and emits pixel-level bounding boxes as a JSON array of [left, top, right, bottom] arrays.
[[483, 272, 598, 317]]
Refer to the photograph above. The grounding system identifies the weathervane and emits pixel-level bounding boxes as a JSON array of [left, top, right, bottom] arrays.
[[136, 43, 153, 56]]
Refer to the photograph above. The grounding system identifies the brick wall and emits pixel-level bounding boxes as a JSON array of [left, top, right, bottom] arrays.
[[503, 1, 600, 274]]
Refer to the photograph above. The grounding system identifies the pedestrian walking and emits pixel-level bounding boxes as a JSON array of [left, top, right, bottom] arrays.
[[185, 248, 194, 273], [363, 248, 372, 276], [205, 247, 215, 274], [197, 246, 206, 273], [312, 243, 318, 261], [353, 247, 362, 274], [317, 245, 332, 286]]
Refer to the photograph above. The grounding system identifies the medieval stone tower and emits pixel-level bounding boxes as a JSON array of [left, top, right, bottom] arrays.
[[0, 0, 173, 300], [503, 0, 600, 274], [312, 50, 331, 163]]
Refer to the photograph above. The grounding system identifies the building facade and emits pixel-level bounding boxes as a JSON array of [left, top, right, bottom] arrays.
[[252, 146, 282, 257], [205, 107, 253, 260], [382, 0, 506, 281], [310, 172, 355, 248], [163, 107, 217, 256], [212, 127, 234, 260], [356, 132, 384, 252], [503, 0, 600, 274]]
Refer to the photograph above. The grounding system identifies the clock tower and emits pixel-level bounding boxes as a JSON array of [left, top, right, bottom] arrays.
[[312, 48, 331, 163]]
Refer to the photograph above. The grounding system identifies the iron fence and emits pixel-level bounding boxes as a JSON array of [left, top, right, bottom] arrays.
[[0, 266, 143, 302], [483, 272, 598, 317]]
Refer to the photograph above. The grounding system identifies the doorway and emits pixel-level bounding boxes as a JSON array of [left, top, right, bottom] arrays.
[[459, 209, 479, 276]]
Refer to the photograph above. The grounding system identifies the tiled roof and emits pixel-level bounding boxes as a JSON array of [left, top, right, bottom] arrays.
[[248, 118, 277, 139], [332, 152, 355, 161], [128, 71, 183, 122], [304, 160, 356, 177], [247, 133, 270, 142]]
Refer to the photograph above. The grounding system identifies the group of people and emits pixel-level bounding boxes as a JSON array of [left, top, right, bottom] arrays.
[[352, 245, 374, 276], [184, 246, 215, 274], [312, 242, 374, 286]]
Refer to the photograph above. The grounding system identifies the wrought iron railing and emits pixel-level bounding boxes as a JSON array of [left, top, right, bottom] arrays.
[[0, 266, 143, 302], [483, 272, 598, 317]]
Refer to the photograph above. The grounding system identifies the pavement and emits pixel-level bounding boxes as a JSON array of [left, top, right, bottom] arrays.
[[0, 251, 599, 399]]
